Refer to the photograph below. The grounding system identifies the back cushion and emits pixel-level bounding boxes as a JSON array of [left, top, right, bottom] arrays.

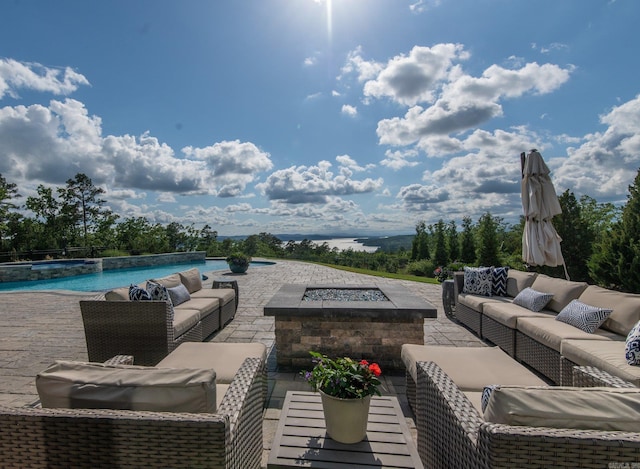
[[506, 270, 537, 298], [530, 274, 588, 313], [483, 385, 640, 432], [104, 286, 130, 301], [148, 273, 182, 288], [179, 268, 203, 294], [579, 285, 640, 336], [37, 361, 217, 413]]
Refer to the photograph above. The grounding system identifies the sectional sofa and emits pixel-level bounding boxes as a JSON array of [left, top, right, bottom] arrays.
[[80, 267, 236, 366], [453, 268, 640, 386]]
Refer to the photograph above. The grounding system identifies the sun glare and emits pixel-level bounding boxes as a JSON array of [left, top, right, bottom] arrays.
[[326, 0, 333, 44]]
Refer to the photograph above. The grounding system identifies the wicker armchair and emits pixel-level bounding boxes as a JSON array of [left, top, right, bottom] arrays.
[[79, 300, 202, 366], [416, 361, 640, 469], [0, 356, 265, 469]]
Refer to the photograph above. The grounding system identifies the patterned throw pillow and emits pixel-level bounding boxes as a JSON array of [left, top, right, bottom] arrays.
[[463, 266, 493, 296], [492, 267, 509, 296], [513, 287, 553, 312], [555, 299, 612, 334], [129, 284, 152, 301], [146, 280, 173, 306], [481, 384, 500, 413], [625, 321, 640, 366], [167, 284, 191, 306]]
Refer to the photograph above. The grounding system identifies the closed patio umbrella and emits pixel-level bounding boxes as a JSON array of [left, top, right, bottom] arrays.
[[521, 149, 569, 279]]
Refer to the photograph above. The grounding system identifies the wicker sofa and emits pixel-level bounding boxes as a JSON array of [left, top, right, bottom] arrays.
[[0, 342, 267, 469], [453, 269, 640, 385], [415, 360, 640, 469], [80, 268, 236, 366]]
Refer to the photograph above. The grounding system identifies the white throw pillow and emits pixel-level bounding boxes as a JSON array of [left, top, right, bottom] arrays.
[[626, 320, 640, 366], [555, 299, 612, 334], [512, 287, 553, 312]]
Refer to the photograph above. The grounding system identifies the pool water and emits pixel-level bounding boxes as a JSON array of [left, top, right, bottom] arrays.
[[0, 259, 262, 292]]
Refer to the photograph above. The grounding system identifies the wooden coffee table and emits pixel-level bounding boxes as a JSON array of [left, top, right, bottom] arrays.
[[267, 391, 424, 468]]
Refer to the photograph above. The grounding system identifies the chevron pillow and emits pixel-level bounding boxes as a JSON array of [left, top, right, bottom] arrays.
[[129, 284, 152, 301], [555, 299, 612, 334], [625, 321, 640, 366], [491, 267, 509, 296], [513, 287, 553, 312]]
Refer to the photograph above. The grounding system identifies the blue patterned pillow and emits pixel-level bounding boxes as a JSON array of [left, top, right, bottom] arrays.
[[492, 267, 509, 296], [626, 321, 640, 366], [129, 284, 152, 301], [513, 287, 553, 312], [146, 280, 173, 305], [555, 299, 612, 334], [463, 266, 493, 296], [167, 284, 191, 306], [481, 385, 500, 413]]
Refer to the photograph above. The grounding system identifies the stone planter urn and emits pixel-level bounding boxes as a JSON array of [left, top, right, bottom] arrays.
[[228, 262, 249, 274], [225, 252, 251, 274], [320, 391, 371, 444]]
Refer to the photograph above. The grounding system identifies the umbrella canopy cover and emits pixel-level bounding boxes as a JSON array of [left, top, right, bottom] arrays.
[[521, 149, 565, 268]]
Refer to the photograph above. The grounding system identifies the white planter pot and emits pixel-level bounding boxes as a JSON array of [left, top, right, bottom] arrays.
[[320, 391, 371, 444]]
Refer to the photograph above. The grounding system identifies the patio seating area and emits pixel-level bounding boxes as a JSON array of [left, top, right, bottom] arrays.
[[0, 259, 484, 467]]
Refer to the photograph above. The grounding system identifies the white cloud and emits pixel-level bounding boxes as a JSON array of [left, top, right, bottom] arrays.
[[341, 104, 357, 117], [380, 149, 420, 170], [0, 59, 89, 99], [338, 46, 383, 83]]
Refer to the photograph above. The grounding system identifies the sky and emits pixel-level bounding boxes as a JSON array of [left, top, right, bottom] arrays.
[[1, 0, 639, 237]]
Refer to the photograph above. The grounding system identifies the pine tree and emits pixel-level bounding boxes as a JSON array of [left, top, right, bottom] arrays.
[[555, 190, 595, 282], [433, 219, 448, 266], [477, 212, 500, 267], [459, 216, 476, 264], [446, 220, 459, 262], [589, 168, 640, 292]]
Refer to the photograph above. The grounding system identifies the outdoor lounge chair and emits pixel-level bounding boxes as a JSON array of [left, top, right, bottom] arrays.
[[0, 351, 265, 468], [415, 361, 640, 468]]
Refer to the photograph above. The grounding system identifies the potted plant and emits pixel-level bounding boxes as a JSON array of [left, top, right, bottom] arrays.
[[301, 351, 382, 444], [225, 252, 251, 274]]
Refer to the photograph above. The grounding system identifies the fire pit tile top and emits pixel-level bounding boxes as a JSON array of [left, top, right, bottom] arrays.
[[264, 284, 436, 319]]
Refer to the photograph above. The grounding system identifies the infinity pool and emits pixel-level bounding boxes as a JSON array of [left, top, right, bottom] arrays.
[[0, 260, 271, 292]]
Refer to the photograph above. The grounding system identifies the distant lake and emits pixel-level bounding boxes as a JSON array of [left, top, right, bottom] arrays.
[[310, 238, 379, 253]]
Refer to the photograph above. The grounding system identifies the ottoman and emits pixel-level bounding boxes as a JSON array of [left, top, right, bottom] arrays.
[[401, 344, 547, 412]]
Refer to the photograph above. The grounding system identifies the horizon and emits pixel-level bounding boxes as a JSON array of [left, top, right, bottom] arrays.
[[1, 0, 639, 236]]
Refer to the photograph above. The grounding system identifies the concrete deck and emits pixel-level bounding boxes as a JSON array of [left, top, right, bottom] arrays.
[[0, 259, 485, 467]]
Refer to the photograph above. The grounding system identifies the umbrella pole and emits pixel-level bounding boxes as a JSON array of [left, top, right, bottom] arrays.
[[520, 152, 526, 178]]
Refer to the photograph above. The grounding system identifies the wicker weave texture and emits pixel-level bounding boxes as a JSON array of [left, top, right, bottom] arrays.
[[456, 302, 482, 336], [515, 331, 561, 384], [0, 357, 265, 469], [572, 365, 637, 388], [481, 316, 515, 357], [416, 361, 640, 469]]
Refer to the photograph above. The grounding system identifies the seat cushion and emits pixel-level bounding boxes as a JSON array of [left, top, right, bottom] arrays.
[[483, 385, 640, 431], [191, 288, 235, 306], [179, 268, 203, 294], [517, 316, 617, 351], [457, 294, 507, 313], [172, 308, 201, 338], [483, 302, 554, 328], [561, 338, 640, 386], [174, 298, 219, 321], [157, 342, 267, 384], [400, 345, 547, 391], [37, 360, 217, 413]]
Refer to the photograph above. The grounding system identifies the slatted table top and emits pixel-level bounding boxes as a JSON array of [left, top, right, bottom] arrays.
[[267, 391, 424, 469]]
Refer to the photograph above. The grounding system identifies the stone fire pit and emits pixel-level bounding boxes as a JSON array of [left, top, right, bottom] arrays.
[[264, 284, 437, 371]]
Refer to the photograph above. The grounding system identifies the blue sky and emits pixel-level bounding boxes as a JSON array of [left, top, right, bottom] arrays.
[[1, 0, 639, 236]]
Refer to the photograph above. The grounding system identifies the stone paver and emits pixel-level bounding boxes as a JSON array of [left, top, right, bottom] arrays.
[[0, 259, 485, 467]]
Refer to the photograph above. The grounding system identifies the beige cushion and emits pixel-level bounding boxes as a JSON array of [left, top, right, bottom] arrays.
[[579, 285, 640, 336], [483, 302, 554, 328], [506, 270, 538, 298], [105, 286, 130, 301], [483, 385, 640, 432], [400, 345, 546, 391], [37, 361, 217, 413], [157, 342, 267, 384], [191, 288, 235, 306], [149, 273, 182, 288], [174, 298, 219, 320], [457, 294, 508, 313], [179, 268, 203, 294], [530, 275, 588, 313], [463, 391, 484, 414], [172, 308, 201, 338], [516, 316, 618, 351], [561, 339, 640, 386]]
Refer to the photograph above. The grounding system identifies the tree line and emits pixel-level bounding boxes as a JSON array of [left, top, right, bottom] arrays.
[[1, 170, 638, 293]]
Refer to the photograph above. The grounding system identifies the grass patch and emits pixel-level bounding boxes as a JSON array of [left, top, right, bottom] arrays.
[[314, 262, 440, 284]]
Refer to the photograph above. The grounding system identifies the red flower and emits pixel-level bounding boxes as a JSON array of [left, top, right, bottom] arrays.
[[360, 359, 369, 366], [369, 363, 382, 377]]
